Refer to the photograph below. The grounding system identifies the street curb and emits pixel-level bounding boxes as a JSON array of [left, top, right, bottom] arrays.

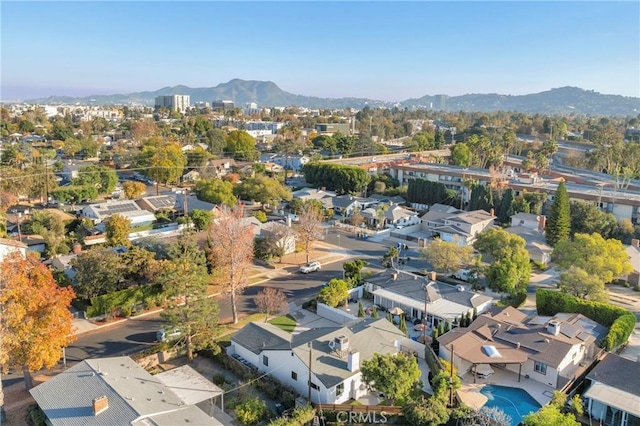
[[72, 248, 349, 337]]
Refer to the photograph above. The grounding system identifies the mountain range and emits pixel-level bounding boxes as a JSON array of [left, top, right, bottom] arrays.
[[26, 79, 640, 116]]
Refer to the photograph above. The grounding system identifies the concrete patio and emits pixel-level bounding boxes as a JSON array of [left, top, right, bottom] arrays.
[[460, 365, 554, 407]]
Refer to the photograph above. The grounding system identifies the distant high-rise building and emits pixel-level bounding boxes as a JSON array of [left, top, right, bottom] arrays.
[[434, 94, 448, 110], [154, 95, 190, 113], [212, 100, 235, 112]]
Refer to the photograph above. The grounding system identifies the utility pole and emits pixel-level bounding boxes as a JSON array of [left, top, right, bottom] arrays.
[[44, 160, 49, 204], [449, 345, 455, 407], [308, 341, 313, 403]]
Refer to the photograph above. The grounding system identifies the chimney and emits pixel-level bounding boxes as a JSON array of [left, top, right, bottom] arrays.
[[93, 395, 109, 415], [632, 239, 640, 248], [490, 208, 495, 217], [516, 342, 521, 350], [347, 350, 360, 372], [392, 272, 398, 281], [430, 271, 437, 281], [547, 320, 560, 336], [539, 215, 547, 231], [73, 243, 82, 254]]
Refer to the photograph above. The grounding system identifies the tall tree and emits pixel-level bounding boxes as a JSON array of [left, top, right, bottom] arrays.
[[0, 252, 76, 389], [297, 202, 325, 263], [318, 278, 349, 308], [546, 180, 571, 246], [473, 228, 531, 294], [522, 405, 579, 426], [254, 287, 288, 322], [73, 165, 118, 194], [159, 234, 219, 361], [207, 206, 255, 324], [105, 213, 131, 247], [233, 176, 292, 208], [122, 180, 147, 200], [194, 178, 237, 207], [225, 130, 257, 161], [361, 352, 422, 405], [569, 201, 617, 238], [71, 250, 124, 300], [558, 266, 607, 302], [421, 239, 474, 274], [553, 233, 632, 285], [497, 188, 514, 224], [137, 138, 186, 189]]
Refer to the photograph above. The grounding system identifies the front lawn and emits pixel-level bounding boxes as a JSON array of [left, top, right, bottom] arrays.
[[268, 314, 297, 333]]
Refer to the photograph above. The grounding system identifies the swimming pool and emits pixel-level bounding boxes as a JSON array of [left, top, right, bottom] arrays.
[[480, 384, 542, 426]]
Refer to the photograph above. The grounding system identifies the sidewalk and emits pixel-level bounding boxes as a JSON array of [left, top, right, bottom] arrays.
[[70, 240, 349, 336]]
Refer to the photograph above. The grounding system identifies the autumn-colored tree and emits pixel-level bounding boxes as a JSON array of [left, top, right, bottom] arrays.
[[207, 206, 255, 324], [254, 287, 288, 322], [158, 235, 219, 361], [297, 202, 325, 263], [122, 180, 147, 199], [105, 213, 131, 247], [0, 252, 76, 389]]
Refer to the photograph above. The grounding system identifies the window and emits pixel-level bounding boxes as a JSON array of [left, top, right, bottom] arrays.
[[263, 355, 269, 366], [291, 371, 297, 381], [336, 383, 344, 397], [308, 381, 319, 391], [534, 361, 547, 375]]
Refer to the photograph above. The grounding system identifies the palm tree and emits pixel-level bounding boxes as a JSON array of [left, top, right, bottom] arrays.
[[375, 203, 389, 230]]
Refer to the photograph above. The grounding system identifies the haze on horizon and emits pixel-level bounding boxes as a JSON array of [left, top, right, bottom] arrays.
[[1, 1, 639, 102]]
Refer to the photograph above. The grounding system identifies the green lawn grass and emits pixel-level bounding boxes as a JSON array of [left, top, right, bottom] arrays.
[[268, 314, 297, 333]]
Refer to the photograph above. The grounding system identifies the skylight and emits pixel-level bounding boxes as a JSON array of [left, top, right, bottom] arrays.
[[482, 345, 502, 358]]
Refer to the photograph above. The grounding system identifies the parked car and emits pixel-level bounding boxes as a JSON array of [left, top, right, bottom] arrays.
[[156, 328, 181, 342], [452, 269, 477, 282], [299, 261, 321, 274]]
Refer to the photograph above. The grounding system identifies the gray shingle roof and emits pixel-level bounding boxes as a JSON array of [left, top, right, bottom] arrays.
[[231, 322, 292, 354], [586, 353, 640, 396], [29, 357, 218, 426]]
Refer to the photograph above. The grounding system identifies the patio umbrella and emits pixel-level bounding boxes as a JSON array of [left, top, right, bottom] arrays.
[[389, 307, 404, 316], [414, 323, 427, 331]]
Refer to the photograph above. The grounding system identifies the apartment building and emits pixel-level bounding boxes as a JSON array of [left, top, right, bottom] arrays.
[[154, 95, 190, 113]]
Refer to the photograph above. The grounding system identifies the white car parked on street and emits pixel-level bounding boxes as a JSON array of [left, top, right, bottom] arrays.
[[299, 261, 321, 274]]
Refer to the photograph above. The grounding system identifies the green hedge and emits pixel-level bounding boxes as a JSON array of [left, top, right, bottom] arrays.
[[87, 285, 161, 318], [536, 289, 636, 350]]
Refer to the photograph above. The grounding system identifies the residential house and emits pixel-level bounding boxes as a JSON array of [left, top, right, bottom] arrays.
[[420, 206, 495, 246], [228, 318, 406, 404], [260, 153, 310, 171], [361, 203, 420, 229], [364, 270, 493, 328], [291, 188, 336, 202], [50, 254, 79, 280], [182, 170, 201, 183], [0, 237, 27, 261], [506, 213, 552, 265], [30, 356, 224, 426], [438, 306, 607, 390], [60, 160, 94, 182], [583, 353, 640, 426], [260, 223, 296, 255], [203, 158, 237, 179], [626, 239, 640, 288], [82, 199, 156, 226], [321, 195, 372, 218], [21, 234, 46, 254]]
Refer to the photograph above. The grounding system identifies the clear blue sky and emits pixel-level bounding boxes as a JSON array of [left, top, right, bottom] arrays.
[[1, 1, 639, 101]]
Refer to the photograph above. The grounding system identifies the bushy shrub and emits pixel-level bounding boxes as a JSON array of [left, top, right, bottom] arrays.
[[235, 397, 267, 426], [268, 405, 316, 426]]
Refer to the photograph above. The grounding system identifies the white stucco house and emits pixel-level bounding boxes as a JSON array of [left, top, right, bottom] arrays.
[[364, 270, 493, 328], [438, 306, 607, 390], [228, 318, 406, 404], [420, 204, 495, 246], [81, 199, 156, 226], [583, 353, 640, 426], [0, 237, 27, 261]]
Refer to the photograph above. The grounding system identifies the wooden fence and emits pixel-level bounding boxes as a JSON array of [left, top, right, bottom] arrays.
[[314, 404, 403, 415]]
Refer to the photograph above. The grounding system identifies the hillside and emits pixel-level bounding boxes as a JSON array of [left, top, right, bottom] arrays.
[[27, 80, 640, 115]]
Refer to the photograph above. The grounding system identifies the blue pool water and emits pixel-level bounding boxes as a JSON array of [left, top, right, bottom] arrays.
[[480, 384, 542, 426]]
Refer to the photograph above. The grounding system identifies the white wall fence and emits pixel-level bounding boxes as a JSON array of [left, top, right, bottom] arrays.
[[399, 337, 425, 359], [317, 302, 358, 325]]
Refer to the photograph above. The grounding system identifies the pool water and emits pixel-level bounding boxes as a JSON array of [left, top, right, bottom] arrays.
[[480, 384, 542, 426]]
